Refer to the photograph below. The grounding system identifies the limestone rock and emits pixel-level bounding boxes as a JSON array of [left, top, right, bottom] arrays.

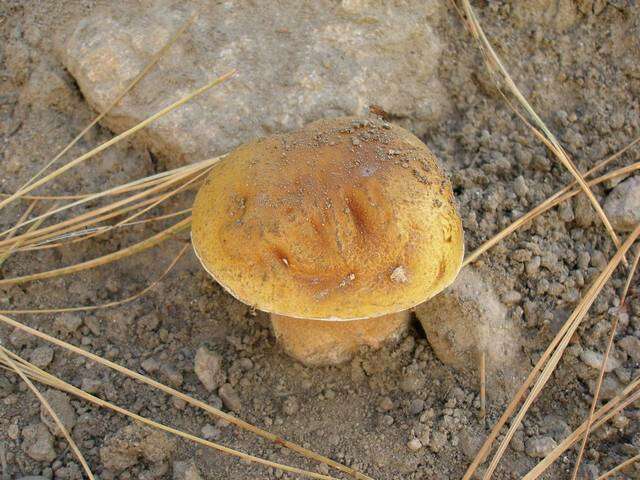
[[22, 423, 56, 463], [100, 423, 175, 473], [57, 1, 448, 169], [194, 346, 224, 392], [604, 176, 640, 232], [415, 267, 526, 398], [40, 389, 77, 437]]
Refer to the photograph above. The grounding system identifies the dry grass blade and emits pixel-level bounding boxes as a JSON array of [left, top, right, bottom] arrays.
[[0, 351, 339, 480], [0, 202, 56, 267], [571, 243, 640, 479], [0, 217, 191, 286], [461, 160, 639, 479], [12, 9, 200, 199], [0, 69, 236, 213], [22, 208, 192, 252], [0, 200, 38, 267], [482, 224, 640, 479], [464, 160, 640, 266], [0, 315, 373, 480], [459, 0, 622, 254], [524, 379, 640, 479], [0, 346, 95, 479], [597, 454, 640, 480], [0, 242, 188, 314], [0, 155, 219, 243]]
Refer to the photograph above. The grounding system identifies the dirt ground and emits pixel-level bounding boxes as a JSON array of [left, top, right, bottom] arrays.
[[1, 1, 640, 479]]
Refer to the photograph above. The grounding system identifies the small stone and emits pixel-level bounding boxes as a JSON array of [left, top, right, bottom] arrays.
[[100, 424, 175, 472], [53, 313, 83, 335], [618, 336, 640, 363], [399, 372, 424, 393], [22, 423, 56, 462], [580, 350, 620, 372], [200, 424, 220, 440], [603, 176, 640, 231], [502, 290, 522, 305], [161, 364, 184, 388], [194, 346, 224, 392], [10, 327, 35, 348], [80, 378, 102, 394], [379, 396, 394, 411], [407, 438, 422, 451], [409, 398, 425, 415], [0, 375, 15, 397], [40, 390, 76, 437], [282, 396, 299, 415], [525, 436, 557, 458], [141, 357, 161, 373], [173, 460, 204, 480], [218, 383, 241, 412], [29, 346, 54, 368]]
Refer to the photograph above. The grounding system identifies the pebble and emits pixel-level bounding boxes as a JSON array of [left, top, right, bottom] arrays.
[[379, 396, 394, 411], [580, 349, 621, 372], [53, 313, 83, 335], [618, 336, 640, 363], [407, 438, 423, 451], [525, 435, 557, 458], [201, 424, 220, 440], [22, 423, 56, 462], [80, 377, 102, 394], [194, 346, 224, 392], [603, 175, 640, 231], [141, 357, 161, 373], [218, 383, 241, 412], [399, 372, 424, 393], [0, 375, 15, 397], [40, 390, 77, 437], [282, 396, 299, 415], [409, 398, 425, 415], [29, 346, 54, 368], [161, 364, 184, 388], [173, 460, 204, 480], [10, 327, 35, 348]]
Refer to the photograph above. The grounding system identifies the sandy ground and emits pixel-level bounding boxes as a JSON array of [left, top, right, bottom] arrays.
[[1, 1, 639, 479]]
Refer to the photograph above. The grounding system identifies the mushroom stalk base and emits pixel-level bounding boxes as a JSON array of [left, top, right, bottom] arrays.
[[270, 311, 410, 366]]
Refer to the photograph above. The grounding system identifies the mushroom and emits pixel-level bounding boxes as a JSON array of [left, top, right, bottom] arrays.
[[191, 116, 464, 366]]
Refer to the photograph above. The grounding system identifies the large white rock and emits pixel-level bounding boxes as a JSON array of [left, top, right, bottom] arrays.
[[57, 1, 449, 168], [415, 267, 527, 397]]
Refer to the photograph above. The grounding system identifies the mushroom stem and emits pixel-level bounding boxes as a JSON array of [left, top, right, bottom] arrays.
[[270, 311, 410, 366]]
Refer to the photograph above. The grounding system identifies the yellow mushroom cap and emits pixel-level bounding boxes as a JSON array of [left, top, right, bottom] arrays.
[[191, 116, 464, 321]]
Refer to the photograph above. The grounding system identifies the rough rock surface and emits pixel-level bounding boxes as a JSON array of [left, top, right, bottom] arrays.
[[100, 423, 175, 473], [603, 175, 640, 231], [194, 345, 225, 392], [21, 423, 56, 463], [415, 266, 527, 397], [39, 389, 76, 437], [56, 1, 448, 168]]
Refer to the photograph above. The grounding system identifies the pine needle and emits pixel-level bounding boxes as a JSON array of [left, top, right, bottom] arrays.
[[0, 217, 191, 286]]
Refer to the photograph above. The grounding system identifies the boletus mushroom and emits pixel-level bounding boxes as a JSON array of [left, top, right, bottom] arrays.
[[192, 116, 463, 366]]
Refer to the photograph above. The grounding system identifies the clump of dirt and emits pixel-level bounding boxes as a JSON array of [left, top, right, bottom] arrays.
[[1, 1, 639, 479]]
